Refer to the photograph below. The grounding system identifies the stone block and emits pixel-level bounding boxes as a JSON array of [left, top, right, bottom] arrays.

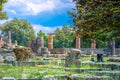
[[65, 49, 81, 68]]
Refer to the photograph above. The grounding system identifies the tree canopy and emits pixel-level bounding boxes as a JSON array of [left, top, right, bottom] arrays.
[[1, 18, 36, 45], [0, 0, 8, 19], [71, 0, 120, 40], [37, 30, 46, 37], [54, 26, 75, 48]]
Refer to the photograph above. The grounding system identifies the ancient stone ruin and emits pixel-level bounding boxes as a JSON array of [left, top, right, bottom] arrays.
[[75, 35, 80, 49], [65, 49, 81, 68], [47, 33, 55, 50], [26, 37, 50, 55]]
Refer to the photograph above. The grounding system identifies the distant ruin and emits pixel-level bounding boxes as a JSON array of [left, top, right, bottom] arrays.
[[0, 31, 17, 49], [25, 33, 120, 55]]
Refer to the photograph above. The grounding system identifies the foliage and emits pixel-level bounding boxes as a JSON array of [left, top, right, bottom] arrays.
[[0, 0, 8, 19], [71, 0, 120, 40], [81, 38, 90, 48], [54, 26, 75, 48], [1, 18, 36, 45], [37, 30, 45, 37], [37, 30, 48, 47], [13, 47, 31, 61]]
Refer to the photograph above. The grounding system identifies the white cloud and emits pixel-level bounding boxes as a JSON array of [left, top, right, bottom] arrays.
[[0, 18, 12, 25], [0, 19, 61, 34], [4, 0, 74, 15], [32, 24, 62, 34]]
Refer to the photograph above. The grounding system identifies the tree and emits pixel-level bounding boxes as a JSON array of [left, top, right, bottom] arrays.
[[0, 0, 8, 19], [37, 30, 48, 47], [54, 26, 75, 48], [37, 30, 45, 37], [71, 0, 120, 47], [1, 18, 36, 45]]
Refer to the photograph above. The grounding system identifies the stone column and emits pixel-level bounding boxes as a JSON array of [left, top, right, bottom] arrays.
[[36, 37, 44, 48], [0, 36, 4, 48], [15, 40, 18, 47], [91, 39, 96, 49], [47, 34, 55, 49], [8, 31, 11, 45], [112, 37, 115, 55], [75, 35, 80, 49], [0, 36, 2, 41], [90, 39, 96, 59], [31, 40, 37, 52]]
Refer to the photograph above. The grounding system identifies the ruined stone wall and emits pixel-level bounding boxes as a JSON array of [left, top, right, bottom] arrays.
[[81, 48, 120, 55], [49, 48, 70, 54], [65, 49, 81, 68], [25, 37, 44, 53], [49, 48, 120, 55]]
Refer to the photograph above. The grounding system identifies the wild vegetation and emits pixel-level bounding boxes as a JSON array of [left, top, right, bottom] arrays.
[[0, 0, 8, 19], [1, 18, 36, 45]]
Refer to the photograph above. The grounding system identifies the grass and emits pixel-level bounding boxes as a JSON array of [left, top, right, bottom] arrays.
[[0, 57, 119, 79], [0, 64, 77, 79], [0, 65, 23, 78], [0, 62, 97, 79], [81, 56, 109, 62]]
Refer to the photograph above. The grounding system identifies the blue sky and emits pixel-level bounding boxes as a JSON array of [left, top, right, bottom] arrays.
[[0, 0, 75, 33]]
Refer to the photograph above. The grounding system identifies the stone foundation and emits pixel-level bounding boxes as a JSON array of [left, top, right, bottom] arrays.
[[65, 49, 81, 68], [25, 37, 44, 54], [49, 48, 70, 54]]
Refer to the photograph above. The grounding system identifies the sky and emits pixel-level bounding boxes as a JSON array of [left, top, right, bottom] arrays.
[[0, 0, 75, 34]]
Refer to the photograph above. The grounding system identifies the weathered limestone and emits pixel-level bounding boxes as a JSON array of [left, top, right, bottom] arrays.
[[15, 40, 18, 47], [49, 48, 69, 54], [26, 37, 49, 55], [0, 35, 2, 41], [31, 37, 44, 53], [90, 39, 96, 57], [36, 37, 44, 48], [75, 35, 80, 49], [37, 47, 50, 55], [47, 34, 55, 50], [31, 39, 37, 52], [65, 49, 81, 68], [91, 39, 96, 49], [108, 57, 120, 62], [4, 55, 15, 63], [8, 31, 11, 46], [112, 37, 115, 55], [0, 55, 4, 63]]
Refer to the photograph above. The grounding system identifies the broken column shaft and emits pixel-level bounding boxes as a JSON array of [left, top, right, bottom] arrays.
[[76, 35, 80, 49], [47, 33, 55, 49], [8, 31, 11, 45]]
